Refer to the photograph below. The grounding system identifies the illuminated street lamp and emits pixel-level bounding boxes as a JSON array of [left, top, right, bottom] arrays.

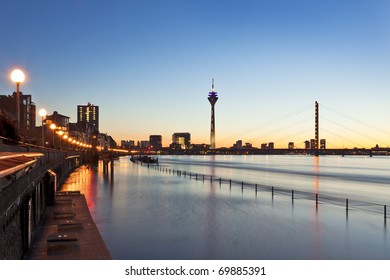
[[39, 109, 47, 147], [63, 134, 69, 151], [50, 123, 56, 148], [57, 130, 64, 150], [68, 137, 73, 150], [10, 69, 25, 132]]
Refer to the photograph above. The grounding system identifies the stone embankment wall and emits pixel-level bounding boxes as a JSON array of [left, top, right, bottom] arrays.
[[0, 144, 82, 259]]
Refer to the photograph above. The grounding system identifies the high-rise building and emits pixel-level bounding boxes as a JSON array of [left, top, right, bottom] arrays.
[[139, 140, 150, 148], [233, 140, 243, 149], [150, 135, 162, 150], [121, 140, 135, 149], [304, 140, 311, 149], [244, 142, 252, 148], [77, 103, 99, 133], [208, 79, 219, 149], [172, 132, 191, 149], [0, 92, 36, 139], [320, 139, 326, 149], [310, 139, 316, 149]]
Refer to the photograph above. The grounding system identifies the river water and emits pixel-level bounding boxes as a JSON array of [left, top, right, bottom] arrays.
[[61, 155, 390, 259]]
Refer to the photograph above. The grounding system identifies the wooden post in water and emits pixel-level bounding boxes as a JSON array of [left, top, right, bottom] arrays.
[[316, 194, 318, 206], [211, 176, 213, 183], [203, 174, 204, 181], [385, 205, 387, 220], [292, 190, 294, 200], [195, 174, 197, 180], [255, 184, 258, 193], [346, 199, 349, 212], [241, 181, 244, 192], [272, 186, 274, 198], [219, 178, 221, 186]]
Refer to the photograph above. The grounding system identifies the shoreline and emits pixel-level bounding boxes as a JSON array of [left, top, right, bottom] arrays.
[[25, 189, 112, 260]]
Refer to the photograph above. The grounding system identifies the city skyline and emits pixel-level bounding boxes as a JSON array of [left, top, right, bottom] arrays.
[[1, 0, 389, 148]]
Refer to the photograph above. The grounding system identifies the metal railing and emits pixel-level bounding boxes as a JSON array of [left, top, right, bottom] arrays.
[[143, 164, 389, 223]]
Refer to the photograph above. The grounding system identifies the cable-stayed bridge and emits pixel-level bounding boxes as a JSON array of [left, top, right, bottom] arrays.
[[216, 101, 390, 156]]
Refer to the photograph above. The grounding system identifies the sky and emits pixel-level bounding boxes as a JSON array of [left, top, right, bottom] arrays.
[[0, 0, 389, 148]]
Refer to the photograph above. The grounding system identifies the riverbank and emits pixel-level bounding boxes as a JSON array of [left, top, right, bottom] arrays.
[[24, 190, 111, 260]]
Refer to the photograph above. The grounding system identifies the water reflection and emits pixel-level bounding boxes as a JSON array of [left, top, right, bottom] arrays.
[[61, 164, 97, 210], [101, 160, 114, 188], [60, 156, 389, 259], [313, 156, 319, 194], [205, 155, 216, 258]]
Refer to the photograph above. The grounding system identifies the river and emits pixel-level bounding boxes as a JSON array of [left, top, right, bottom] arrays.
[[61, 155, 390, 259]]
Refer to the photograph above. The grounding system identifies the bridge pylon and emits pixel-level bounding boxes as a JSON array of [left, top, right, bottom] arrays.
[[315, 101, 319, 156]]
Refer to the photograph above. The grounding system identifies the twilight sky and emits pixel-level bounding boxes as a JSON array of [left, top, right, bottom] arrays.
[[1, 0, 389, 148]]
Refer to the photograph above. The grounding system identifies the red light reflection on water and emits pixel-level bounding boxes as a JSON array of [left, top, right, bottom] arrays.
[[61, 164, 97, 211]]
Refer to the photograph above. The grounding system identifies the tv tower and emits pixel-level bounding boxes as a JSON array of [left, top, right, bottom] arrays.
[[208, 79, 219, 149]]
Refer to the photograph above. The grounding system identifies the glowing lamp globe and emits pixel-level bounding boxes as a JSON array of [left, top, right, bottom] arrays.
[[11, 69, 25, 83], [39, 108, 47, 117]]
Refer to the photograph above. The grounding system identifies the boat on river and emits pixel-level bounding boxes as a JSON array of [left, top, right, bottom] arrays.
[[130, 155, 159, 165]]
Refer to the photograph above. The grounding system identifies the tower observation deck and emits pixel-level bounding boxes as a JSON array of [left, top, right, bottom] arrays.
[[208, 79, 219, 149]]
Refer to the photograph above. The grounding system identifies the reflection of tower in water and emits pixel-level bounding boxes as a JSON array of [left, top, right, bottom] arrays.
[[206, 155, 218, 258]]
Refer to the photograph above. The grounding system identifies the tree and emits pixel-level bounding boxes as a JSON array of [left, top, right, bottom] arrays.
[[0, 112, 20, 142]]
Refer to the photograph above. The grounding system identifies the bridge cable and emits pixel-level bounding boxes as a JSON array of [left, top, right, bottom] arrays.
[[248, 116, 312, 144], [218, 104, 312, 146], [321, 104, 390, 136], [321, 128, 365, 148], [321, 116, 389, 147]]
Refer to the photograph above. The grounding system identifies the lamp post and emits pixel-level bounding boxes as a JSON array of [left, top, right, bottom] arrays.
[[39, 109, 47, 147], [63, 134, 68, 152], [58, 130, 64, 150], [10, 69, 25, 132], [68, 137, 73, 151], [50, 123, 56, 148]]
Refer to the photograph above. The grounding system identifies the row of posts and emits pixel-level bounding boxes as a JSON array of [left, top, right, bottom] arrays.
[[148, 165, 388, 223]]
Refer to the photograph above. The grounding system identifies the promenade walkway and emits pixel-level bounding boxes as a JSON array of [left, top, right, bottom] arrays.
[[25, 191, 112, 260]]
